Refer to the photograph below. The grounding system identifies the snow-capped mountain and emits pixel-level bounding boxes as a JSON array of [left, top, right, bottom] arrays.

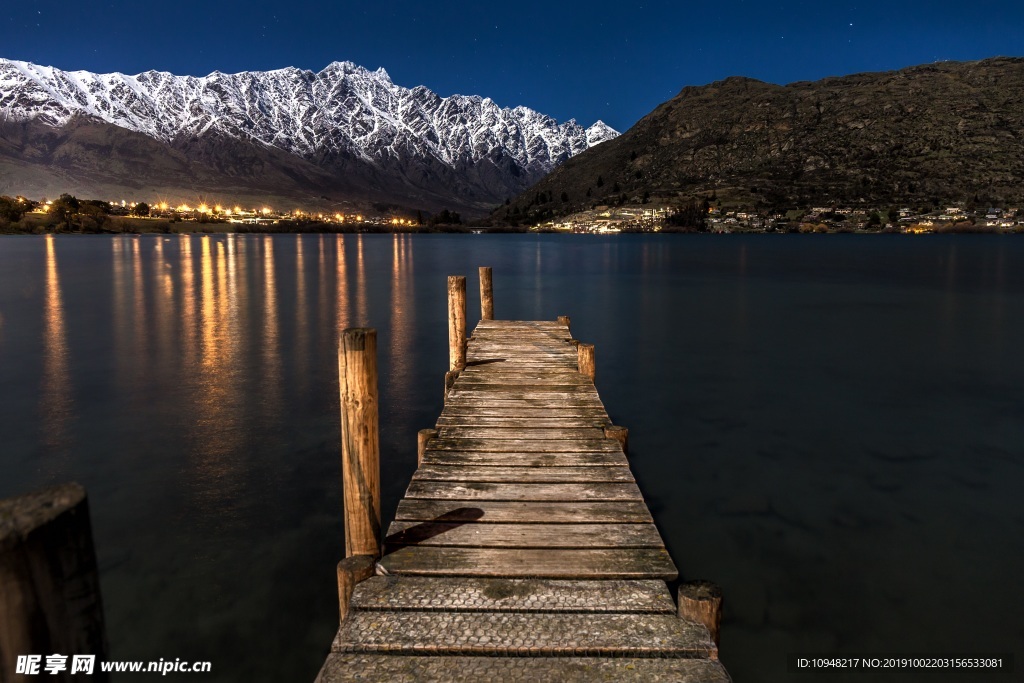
[[0, 58, 617, 213]]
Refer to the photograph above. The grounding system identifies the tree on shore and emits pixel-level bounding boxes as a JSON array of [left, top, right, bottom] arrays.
[[50, 194, 80, 231], [429, 208, 462, 225], [0, 196, 28, 228], [131, 202, 150, 217], [664, 199, 709, 232]]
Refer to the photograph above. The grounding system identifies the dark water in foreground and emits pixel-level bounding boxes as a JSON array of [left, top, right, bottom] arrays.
[[1, 234, 1022, 682]]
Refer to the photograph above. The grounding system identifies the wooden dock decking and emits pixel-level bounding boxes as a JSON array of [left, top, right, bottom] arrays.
[[318, 315, 731, 681]]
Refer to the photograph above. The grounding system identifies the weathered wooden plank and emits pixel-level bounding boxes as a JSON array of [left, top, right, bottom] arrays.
[[435, 416, 610, 428], [438, 407, 609, 418], [350, 577, 676, 614], [468, 343, 572, 349], [332, 611, 706, 656], [404, 481, 642, 502], [412, 465, 635, 483], [394, 499, 654, 524], [475, 319, 565, 325], [318, 654, 731, 683], [450, 386, 596, 395], [437, 427, 606, 440], [458, 375, 589, 385], [462, 362, 581, 368], [465, 351, 576, 359], [443, 398, 605, 408], [384, 522, 665, 549], [466, 346, 571, 353], [427, 438, 622, 453], [421, 451, 629, 468], [377, 547, 678, 580]]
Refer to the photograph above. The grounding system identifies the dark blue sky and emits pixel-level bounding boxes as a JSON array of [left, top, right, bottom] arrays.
[[5, 0, 1023, 132]]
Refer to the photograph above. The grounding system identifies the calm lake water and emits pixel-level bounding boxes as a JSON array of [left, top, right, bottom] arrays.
[[1, 233, 1022, 682]]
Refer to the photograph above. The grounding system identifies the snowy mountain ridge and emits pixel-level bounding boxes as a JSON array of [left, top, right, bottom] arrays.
[[0, 58, 617, 175]]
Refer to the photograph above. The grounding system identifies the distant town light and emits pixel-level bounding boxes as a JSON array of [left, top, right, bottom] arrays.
[[261, 207, 271, 215]]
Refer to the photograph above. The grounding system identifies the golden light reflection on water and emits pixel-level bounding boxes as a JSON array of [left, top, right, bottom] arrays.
[[295, 235, 309, 385], [41, 235, 70, 451], [389, 234, 415, 397], [156, 238, 173, 365], [179, 235, 197, 370], [187, 235, 248, 520], [261, 236, 282, 419], [356, 234, 368, 326], [132, 237, 147, 371], [336, 235, 349, 332], [112, 237, 128, 386]]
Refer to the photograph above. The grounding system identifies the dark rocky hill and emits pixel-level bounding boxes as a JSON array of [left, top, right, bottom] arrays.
[[495, 57, 1024, 223]]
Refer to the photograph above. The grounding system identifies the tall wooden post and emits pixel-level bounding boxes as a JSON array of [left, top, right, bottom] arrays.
[[577, 342, 596, 381], [0, 483, 109, 682], [479, 267, 494, 321], [338, 328, 381, 559], [678, 580, 723, 648], [448, 276, 467, 371]]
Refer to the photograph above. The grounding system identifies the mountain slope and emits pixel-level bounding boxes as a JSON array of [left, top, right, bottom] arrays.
[[496, 57, 1024, 222], [0, 59, 617, 214]]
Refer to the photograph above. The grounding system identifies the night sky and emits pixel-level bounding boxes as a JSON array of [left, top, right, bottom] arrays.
[[5, 0, 1023, 132]]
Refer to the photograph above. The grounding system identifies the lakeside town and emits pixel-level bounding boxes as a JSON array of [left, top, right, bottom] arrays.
[[535, 204, 1024, 234], [3, 193, 1024, 235]]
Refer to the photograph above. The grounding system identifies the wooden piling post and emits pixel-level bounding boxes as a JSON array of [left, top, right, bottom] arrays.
[[336, 555, 376, 623], [0, 483, 109, 681], [448, 276, 467, 371], [678, 580, 723, 649], [577, 342, 595, 381], [557, 315, 571, 332], [605, 425, 629, 456], [479, 267, 494, 321], [417, 429, 439, 466], [338, 328, 381, 559]]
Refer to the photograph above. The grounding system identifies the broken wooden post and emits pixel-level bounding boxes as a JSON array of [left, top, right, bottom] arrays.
[[336, 555, 376, 622], [479, 267, 494, 321], [0, 483, 109, 681], [417, 429, 438, 466], [605, 425, 629, 456], [448, 276, 467, 371], [678, 580, 723, 648], [338, 328, 381, 559], [577, 342, 595, 381]]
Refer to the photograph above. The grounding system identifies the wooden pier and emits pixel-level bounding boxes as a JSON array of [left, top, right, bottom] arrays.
[[317, 271, 731, 682]]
